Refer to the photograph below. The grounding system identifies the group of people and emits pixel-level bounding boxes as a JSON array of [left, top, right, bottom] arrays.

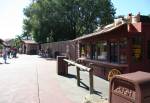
[[38, 48, 52, 58], [2, 47, 17, 64]]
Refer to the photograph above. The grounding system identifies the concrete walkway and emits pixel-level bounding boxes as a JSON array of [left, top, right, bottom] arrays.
[[0, 54, 109, 103]]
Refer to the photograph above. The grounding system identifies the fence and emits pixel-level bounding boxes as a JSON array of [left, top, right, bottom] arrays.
[[40, 40, 77, 60]]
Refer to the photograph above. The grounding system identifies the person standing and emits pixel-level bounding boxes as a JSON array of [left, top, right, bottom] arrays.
[[19, 47, 22, 54], [7, 47, 11, 58], [2, 47, 7, 64]]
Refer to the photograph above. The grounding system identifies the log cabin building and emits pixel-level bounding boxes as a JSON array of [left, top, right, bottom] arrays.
[[22, 40, 39, 55], [75, 13, 150, 80]]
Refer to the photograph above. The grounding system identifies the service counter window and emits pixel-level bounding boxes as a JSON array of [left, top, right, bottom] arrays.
[[109, 38, 128, 64], [119, 38, 128, 64], [96, 41, 108, 61], [86, 44, 91, 59], [80, 44, 86, 58], [110, 42, 119, 63], [80, 44, 91, 59], [119, 38, 127, 48], [120, 52, 127, 64], [131, 37, 142, 63], [91, 44, 96, 60]]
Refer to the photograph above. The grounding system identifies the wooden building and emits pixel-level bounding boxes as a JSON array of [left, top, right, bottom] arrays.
[[22, 40, 39, 55], [75, 14, 150, 80]]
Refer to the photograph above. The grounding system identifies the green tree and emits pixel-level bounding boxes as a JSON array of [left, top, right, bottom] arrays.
[[13, 35, 22, 49], [23, 0, 116, 43]]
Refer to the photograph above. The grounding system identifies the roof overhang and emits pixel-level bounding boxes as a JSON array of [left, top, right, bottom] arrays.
[[74, 23, 127, 41], [22, 40, 38, 44]]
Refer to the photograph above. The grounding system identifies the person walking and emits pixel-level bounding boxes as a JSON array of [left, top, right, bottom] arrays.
[[2, 47, 7, 64], [7, 47, 11, 58]]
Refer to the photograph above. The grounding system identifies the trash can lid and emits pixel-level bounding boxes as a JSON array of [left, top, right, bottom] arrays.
[[114, 71, 150, 84]]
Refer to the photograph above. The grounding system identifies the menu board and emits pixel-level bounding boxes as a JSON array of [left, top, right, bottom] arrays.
[[132, 45, 142, 60], [132, 37, 142, 63]]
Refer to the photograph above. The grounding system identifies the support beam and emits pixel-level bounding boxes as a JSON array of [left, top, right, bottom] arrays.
[[89, 69, 94, 94], [77, 67, 80, 86]]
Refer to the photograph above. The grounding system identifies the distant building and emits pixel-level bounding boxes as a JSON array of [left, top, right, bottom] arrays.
[[21, 40, 39, 55], [0, 39, 4, 44], [4, 39, 14, 47], [0, 39, 4, 56], [0, 39, 8, 47]]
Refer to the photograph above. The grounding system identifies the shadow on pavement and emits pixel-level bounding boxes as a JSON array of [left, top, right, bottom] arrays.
[[5, 62, 10, 64], [46, 58, 56, 61], [80, 81, 103, 97], [79, 81, 89, 90], [64, 74, 77, 79], [59, 73, 104, 97], [0, 62, 10, 64], [93, 90, 102, 97], [38, 56, 56, 61]]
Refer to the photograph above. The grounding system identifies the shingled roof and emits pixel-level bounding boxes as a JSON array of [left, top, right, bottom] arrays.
[[75, 23, 127, 41], [22, 40, 38, 44], [0, 39, 9, 47]]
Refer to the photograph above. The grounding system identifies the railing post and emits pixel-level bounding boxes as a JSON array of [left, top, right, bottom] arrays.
[[77, 67, 80, 86], [89, 68, 94, 94]]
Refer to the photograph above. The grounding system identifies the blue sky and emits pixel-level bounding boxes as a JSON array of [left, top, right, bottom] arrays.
[[112, 0, 150, 16], [0, 0, 150, 40]]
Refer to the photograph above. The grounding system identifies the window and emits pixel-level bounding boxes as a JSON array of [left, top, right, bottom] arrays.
[[131, 37, 142, 63], [80, 44, 86, 58], [79, 44, 91, 59], [120, 52, 127, 64], [119, 38, 127, 48], [110, 42, 119, 63], [86, 44, 91, 59], [91, 44, 96, 60], [96, 41, 108, 61], [119, 38, 128, 64]]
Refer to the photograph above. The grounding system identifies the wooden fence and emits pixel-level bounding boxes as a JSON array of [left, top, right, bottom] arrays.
[[40, 40, 77, 60]]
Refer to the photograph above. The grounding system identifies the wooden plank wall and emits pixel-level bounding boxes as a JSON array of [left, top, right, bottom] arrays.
[[40, 40, 77, 60]]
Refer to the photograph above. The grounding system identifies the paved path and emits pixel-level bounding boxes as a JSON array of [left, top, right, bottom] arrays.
[[0, 54, 109, 103]]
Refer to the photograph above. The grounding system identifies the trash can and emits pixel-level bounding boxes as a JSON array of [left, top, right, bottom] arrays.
[[110, 71, 150, 103], [57, 56, 68, 75], [55, 51, 60, 58]]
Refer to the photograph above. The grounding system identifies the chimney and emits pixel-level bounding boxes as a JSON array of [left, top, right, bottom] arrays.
[[136, 12, 141, 22], [132, 13, 140, 23], [114, 18, 124, 26], [127, 13, 132, 23]]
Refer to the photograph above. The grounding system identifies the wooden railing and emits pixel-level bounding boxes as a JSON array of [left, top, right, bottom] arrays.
[[63, 59, 94, 94]]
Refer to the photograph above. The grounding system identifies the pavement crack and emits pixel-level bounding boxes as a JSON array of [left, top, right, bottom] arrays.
[[36, 65, 41, 103]]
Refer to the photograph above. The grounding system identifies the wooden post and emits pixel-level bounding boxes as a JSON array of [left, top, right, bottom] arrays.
[[77, 67, 80, 86], [89, 68, 94, 94]]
